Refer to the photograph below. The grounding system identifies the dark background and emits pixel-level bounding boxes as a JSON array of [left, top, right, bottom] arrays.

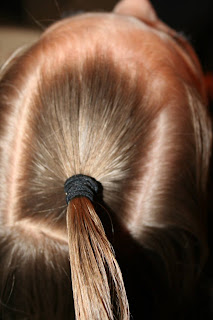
[[0, 0, 212, 71]]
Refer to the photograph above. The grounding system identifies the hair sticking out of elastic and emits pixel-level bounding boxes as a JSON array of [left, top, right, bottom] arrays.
[[64, 174, 130, 320]]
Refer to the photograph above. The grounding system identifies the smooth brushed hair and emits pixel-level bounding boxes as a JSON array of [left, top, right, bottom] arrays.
[[0, 25, 212, 319]]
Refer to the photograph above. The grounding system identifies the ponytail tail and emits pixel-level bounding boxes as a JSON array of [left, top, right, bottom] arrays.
[[66, 197, 129, 320]]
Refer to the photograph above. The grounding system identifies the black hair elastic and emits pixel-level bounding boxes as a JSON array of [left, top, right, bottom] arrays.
[[64, 174, 102, 204]]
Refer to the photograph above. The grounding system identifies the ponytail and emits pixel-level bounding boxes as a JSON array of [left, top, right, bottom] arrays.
[[65, 175, 129, 320]]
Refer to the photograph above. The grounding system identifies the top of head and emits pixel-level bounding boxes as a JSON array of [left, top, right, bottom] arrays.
[[0, 1, 209, 244], [0, 3, 212, 319]]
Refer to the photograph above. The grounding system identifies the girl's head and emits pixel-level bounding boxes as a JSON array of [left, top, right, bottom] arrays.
[[0, 0, 212, 319]]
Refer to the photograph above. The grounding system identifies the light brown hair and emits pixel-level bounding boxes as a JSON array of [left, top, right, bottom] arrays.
[[0, 16, 212, 320]]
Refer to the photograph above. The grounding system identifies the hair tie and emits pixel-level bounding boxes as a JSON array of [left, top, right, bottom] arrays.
[[64, 174, 102, 204]]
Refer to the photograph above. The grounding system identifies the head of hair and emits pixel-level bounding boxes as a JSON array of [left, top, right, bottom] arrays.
[[0, 11, 212, 320]]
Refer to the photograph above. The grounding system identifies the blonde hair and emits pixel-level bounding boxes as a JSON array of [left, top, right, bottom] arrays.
[[0, 18, 212, 319]]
